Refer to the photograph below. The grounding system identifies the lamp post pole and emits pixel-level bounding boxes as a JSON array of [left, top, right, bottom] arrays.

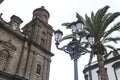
[[74, 54, 78, 80], [54, 20, 94, 80]]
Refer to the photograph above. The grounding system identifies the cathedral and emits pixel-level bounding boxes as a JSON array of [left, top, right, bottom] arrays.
[[0, 5, 54, 80]]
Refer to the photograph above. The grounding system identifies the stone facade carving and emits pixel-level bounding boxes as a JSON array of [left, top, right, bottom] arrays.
[[0, 6, 54, 80]]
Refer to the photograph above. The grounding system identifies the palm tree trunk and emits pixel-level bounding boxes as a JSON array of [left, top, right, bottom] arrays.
[[96, 53, 107, 80], [93, 41, 108, 80]]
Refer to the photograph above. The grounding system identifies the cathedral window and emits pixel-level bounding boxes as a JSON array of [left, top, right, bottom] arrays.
[[0, 50, 9, 70], [35, 64, 41, 80], [40, 31, 46, 47], [112, 61, 120, 80], [36, 64, 41, 75]]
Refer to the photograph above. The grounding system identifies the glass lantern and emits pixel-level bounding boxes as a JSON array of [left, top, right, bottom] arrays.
[[76, 21, 83, 33], [70, 20, 83, 33], [86, 34, 94, 46], [54, 29, 63, 42]]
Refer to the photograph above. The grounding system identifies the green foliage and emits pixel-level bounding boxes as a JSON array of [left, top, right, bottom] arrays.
[[76, 12, 85, 25], [103, 22, 120, 38], [61, 5, 120, 64], [103, 37, 120, 43], [62, 23, 71, 29]]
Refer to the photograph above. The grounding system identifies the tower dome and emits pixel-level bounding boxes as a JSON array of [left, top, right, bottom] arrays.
[[33, 6, 50, 23]]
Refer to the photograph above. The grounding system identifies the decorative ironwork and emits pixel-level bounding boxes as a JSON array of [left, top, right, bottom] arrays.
[[54, 20, 94, 80]]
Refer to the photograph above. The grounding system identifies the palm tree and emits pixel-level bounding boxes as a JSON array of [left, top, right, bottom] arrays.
[[62, 5, 120, 80]]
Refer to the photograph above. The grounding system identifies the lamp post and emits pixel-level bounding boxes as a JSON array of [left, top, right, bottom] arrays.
[[54, 20, 94, 80]]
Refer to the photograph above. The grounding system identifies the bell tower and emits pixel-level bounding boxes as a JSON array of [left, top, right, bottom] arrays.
[[20, 6, 54, 80], [22, 6, 54, 50]]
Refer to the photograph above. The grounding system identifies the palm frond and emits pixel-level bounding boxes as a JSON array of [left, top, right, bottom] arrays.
[[103, 46, 108, 55], [104, 45, 119, 56], [105, 45, 117, 51], [99, 13, 112, 35], [103, 37, 120, 43], [104, 48, 119, 59], [101, 12, 120, 33], [61, 23, 71, 29], [76, 12, 85, 25], [102, 13, 112, 20], [91, 11, 95, 23], [94, 5, 109, 22], [104, 51, 112, 59], [59, 34, 74, 42], [85, 14, 95, 35], [112, 49, 120, 56], [94, 5, 110, 30], [103, 22, 120, 38]]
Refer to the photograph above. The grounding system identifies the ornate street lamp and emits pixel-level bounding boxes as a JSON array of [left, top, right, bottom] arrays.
[[54, 20, 94, 80]]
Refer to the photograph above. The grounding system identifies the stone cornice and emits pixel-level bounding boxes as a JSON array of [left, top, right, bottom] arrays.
[[0, 21, 54, 57], [83, 55, 120, 74]]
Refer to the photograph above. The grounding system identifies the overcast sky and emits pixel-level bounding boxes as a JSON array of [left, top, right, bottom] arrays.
[[0, 0, 120, 80]]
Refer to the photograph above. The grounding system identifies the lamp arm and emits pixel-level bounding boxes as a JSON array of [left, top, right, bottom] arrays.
[[78, 46, 91, 55], [56, 44, 74, 54]]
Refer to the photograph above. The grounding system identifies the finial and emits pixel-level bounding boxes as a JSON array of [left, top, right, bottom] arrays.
[[41, 6, 45, 9]]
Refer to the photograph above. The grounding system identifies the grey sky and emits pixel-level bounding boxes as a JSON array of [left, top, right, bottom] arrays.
[[0, 0, 120, 80]]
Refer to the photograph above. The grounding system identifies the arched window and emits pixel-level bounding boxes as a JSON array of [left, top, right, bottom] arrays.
[[0, 50, 9, 70], [112, 61, 120, 80]]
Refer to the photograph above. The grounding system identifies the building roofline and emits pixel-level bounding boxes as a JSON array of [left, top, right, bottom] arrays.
[[83, 55, 120, 74], [0, 21, 54, 57]]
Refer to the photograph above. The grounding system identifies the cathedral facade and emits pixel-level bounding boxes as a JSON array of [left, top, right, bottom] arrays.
[[0, 6, 54, 80]]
